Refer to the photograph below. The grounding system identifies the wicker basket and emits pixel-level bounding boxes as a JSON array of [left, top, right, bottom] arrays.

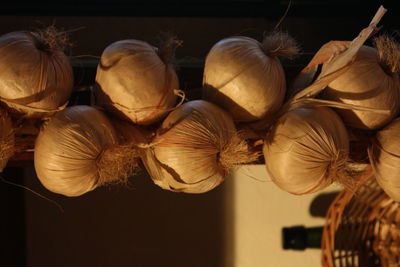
[[321, 168, 400, 267]]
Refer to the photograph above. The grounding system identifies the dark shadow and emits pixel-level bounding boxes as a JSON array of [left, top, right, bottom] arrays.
[[349, 140, 372, 163], [71, 60, 98, 88], [0, 167, 26, 267], [67, 85, 93, 107], [21, 162, 226, 267], [309, 191, 340, 218]]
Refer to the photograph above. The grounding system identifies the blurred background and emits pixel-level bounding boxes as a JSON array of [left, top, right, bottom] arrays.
[[1, 1, 399, 266]]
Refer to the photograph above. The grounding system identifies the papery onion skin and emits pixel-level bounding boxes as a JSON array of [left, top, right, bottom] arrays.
[[144, 100, 234, 193], [0, 31, 73, 117], [95, 39, 179, 125], [369, 118, 400, 202], [203, 33, 298, 122], [263, 106, 349, 195], [322, 45, 400, 130], [34, 106, 119, 197], [142, 100, 258, 193]]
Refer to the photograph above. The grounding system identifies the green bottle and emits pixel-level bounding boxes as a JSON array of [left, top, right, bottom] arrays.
[[282, 225, 323, 250]]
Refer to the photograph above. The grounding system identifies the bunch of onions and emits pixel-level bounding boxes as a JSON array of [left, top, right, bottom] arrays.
[[142, 100, 260, 193], [0, 26, 74, 117], [34, 105, 141, 197], [95, 36, 181, 125], [263, 106, 351, 195], [203, 31, 299, 122], [321, 35, 400, 130], [0, 108, 14, 171], [369, 118, 400, 202]]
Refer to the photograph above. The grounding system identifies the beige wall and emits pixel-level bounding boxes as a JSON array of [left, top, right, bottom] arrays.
[[225, 165, 341, 267]]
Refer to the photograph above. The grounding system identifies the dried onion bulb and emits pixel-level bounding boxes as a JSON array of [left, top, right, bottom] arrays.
[[95, 38, 180, 125], [34, 106, 140, 197], [321, 35, 400, 130], [142, 100, 259, 193], [369, 118, 400, 202], [203, 32, 299, 122], [0, 27, 73, 117], [263, 106, 350, 195]]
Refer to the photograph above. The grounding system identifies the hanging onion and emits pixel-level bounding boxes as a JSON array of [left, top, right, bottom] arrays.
[[369, 118, 400, 202], [321, 35, 400, 130], [203, 31, 299, 122], [142, 100, 259, 193], [0, 108, 14, 171], [34, 106, 141, 197], [263, 106, 351, 195], [0, 26, 73, 117], [95, 37, 180, 125]]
